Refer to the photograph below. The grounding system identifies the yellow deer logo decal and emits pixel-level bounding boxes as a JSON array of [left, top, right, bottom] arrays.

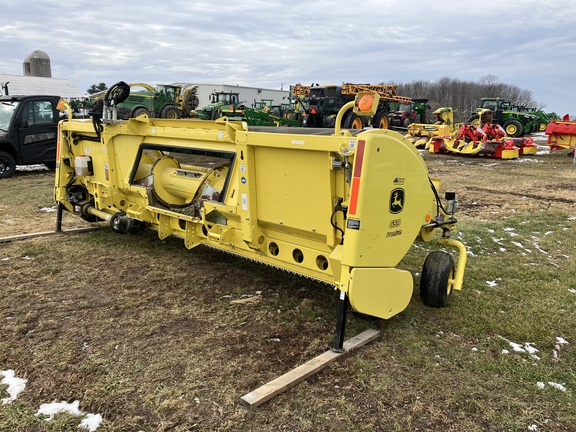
[[390, 188, 404, 214]]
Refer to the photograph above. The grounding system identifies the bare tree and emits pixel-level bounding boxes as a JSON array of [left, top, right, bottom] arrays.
[[387, 76, 538, 122]]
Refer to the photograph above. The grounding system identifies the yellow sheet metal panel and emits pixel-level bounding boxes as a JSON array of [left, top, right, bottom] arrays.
[[348, 267, 413, 319], [342, 129, 434, 268], [254, 147, 333, 238]]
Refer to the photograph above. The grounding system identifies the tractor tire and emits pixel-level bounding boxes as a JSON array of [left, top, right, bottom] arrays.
[[403, 118, 412, 128], [539, 122, 547, 132], [0, 151, 17, 178], [372, 111, 389, 129], [372, 111, 390, 129], [420, 251, 455, 308], [160, 105, 182, 119], [503, 119, 523, 137], [342, 111, 363, 129], [132, 107, 151, 118], [468, 113, 480, 126], [185, 94, 199, 112]]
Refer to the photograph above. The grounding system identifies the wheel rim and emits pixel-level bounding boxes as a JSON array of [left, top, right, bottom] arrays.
[[351, 117, 363, 129], [539, 123, 546, 131], [378, 116, 389, 129], [506, 124, 517, 135]]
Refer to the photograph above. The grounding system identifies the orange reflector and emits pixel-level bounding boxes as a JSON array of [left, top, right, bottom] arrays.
[[425, 213, 431, 223], [357, 94, 374, 112], [310, 107, 317, 114], [56, 99, 67, 110]]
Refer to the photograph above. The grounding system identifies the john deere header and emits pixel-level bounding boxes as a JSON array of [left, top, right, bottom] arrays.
[[55, 84, 466, 347]]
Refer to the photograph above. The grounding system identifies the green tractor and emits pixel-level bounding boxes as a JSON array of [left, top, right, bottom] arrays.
[[469, 97, 538, 137], [242, 100, 300, 127], [522, 106, 558, 132], [194, 91, 245, 120], [110, 83, 199, 120]]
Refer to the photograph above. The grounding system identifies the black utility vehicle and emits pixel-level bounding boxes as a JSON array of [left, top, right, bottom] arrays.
[[0, 95, 61, 178]]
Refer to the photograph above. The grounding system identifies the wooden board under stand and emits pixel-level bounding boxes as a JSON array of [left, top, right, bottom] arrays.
[[0, 227, 98, 244], [240, 328, 380, 408]]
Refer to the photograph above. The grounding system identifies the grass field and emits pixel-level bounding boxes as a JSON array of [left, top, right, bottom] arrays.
[[1, 144, 575, 431]]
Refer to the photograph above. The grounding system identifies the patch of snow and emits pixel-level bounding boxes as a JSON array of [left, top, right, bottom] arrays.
[[556, 337, 568, 345], [548, 382, 567, 392], [36, 400, 83, 420], [498, 336, 539, 358], [39, 206, 57, 213], [544, 231, 553, 236], [509, 341, 526, 353], [36, 400, 104, 431], [569, 289, 576, 294], [1, 370, 28, 404], [537, 382, 545, 389], [503, 227, 515, 232], [518, 157, 544, 162], [528, 424, 539, 431], [486, 280, 498, 287], [79, 413, 104, 432], [16, 164, 48, 172], [533, 243, 548, 254]]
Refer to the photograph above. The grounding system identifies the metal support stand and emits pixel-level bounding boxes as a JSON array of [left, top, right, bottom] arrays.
[[0, 202, 99, 244], [332, 290, 349, 352], [56, 202, 64, 232]]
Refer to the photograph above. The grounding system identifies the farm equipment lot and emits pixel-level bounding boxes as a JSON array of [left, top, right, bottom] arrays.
[[1, 147, 575, 431]]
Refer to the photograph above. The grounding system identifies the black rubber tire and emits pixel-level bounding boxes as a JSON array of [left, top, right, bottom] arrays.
[[468, 113, 480, 126], [342, 111, 363, 129], [44, 161, 57, 170], [160, 105, 181, 119], [0, 151, 17, 178], [372, 111, 389, 129], [503, 119, 523, 137], [132, 107, 151, 118], [420, 251, 455, 308], [186, 94, 199, 112]]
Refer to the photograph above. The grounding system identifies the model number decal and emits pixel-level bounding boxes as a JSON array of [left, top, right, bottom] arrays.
[[389, 219, 401, 228]]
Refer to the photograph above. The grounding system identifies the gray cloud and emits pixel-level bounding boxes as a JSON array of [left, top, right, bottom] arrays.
[[1, 0, 575, 115]]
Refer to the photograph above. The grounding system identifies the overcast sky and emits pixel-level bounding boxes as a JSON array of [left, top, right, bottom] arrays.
[[1, 0, 575, 116]]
